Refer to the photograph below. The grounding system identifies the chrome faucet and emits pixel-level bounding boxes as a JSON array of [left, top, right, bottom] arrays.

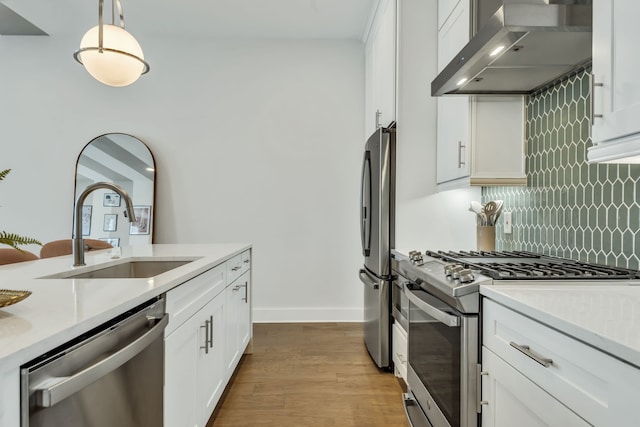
[[73, 182, 136, 266]]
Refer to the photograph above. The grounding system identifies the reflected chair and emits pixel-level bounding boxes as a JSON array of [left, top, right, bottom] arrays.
[[0, 248, 39, 265], [40, 239, 113, 259]]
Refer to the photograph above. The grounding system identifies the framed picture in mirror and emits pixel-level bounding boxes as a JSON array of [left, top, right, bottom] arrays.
[[103, 214, 118, 232], [130, 206, 151, 235], [82, 205, 92, 236], [103, 193, 121, 207], [100, 237, 120, 247]]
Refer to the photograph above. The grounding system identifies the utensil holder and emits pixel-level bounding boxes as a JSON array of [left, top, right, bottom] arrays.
[[477, 226, 496, 251]]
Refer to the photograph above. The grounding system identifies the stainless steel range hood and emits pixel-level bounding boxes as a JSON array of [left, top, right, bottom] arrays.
[[432, 0, 592, 96]]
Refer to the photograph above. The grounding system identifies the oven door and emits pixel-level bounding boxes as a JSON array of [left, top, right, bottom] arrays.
[[404, 285, 478, 427]]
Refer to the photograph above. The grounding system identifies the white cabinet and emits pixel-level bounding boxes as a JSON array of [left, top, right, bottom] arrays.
[[588, 0, 640, 163], [225, 271, 251, 374], [392, 322, 407, 381], [481, 298, 640, 427], [365, 0, 396, 135], [164, 264, 227, 427], [436, 0, 526, 188], [165, 250, 253, 427], [0, 369, 19, 427], [197, 293, 226, 427], [481, 348, 591, 427]]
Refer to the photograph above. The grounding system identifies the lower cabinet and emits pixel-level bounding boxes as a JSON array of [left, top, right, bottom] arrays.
[[225, 271, 251, 373], [482, 298, 640, 427], [481, 348, 590, 427], [392, 321, 407, 381], [165, 251, 252, 427]]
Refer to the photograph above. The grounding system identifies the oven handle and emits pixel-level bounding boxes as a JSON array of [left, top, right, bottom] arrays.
[[405, 287, 460, 327]]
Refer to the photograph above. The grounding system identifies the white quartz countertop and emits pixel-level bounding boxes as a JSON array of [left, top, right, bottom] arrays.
[[481, 284, 640, 369], [0, 243, 250, 368]]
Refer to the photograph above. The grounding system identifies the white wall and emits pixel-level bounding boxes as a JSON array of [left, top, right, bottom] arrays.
[[394, 0, 479, 254], [1, 35, 365, 322]]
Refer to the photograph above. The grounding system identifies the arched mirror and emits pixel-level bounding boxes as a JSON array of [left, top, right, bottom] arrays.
[[74, 133, 156, 247]]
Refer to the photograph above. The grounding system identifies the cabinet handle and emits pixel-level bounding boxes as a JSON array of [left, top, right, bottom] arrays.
[[242, 281, 248, 303], [232, 285, 240, 292], [457, 141, 466, 168], [232, 266, 241, 272], [200, 320, 210, 354], [591, 73, 604, 122], [509, 342, 553, 367], [209, 315, 214, 349], [243, 259, 250, 264]]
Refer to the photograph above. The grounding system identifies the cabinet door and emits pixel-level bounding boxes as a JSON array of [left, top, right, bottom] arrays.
[[165, 315, 199, 427], [365, 0, 397, 134], [198, 293, 226, 427], [436, 0, 470, 184], [238, 273, 251, 350], [225, 280, 241, 373], [591, 0, 640, 145], [481, 348, 591, 427]]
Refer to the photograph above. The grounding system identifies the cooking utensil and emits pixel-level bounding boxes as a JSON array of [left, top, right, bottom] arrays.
[[493, 200, 504, 223], [483, 201, 498, 226], [470, 201, 483, 214]]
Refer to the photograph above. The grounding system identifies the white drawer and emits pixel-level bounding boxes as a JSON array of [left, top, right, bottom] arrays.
[[165, 264, 226, 336], [483, 298, 640, 427], [392, 322, 407, 381], [241, 249, 251, 274], [226, 254, 243, 284]]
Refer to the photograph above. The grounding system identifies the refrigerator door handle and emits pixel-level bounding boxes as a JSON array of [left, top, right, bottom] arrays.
[[360, 150, 372, 257], [359, 269, 379, 290]]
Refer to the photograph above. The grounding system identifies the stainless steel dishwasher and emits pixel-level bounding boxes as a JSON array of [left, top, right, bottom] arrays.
[[20, 296, 167, 427]]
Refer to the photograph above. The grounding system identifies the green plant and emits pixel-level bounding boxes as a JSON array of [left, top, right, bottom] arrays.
[[1, 169, 42, 249]]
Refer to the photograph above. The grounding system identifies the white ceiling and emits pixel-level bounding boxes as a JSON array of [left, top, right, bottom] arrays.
[[1, 0, 378, 40]]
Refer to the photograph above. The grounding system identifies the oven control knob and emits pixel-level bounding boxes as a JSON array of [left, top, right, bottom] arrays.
[[458, 269, 475, 283], [444, 264, 463, 277], [408, 250, 424, 265], [409, 251, 422, 264]]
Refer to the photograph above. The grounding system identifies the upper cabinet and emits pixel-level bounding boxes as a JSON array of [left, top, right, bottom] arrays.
[[588, 0, 640, 163], [436, 0, 526, 189], [365, 0, 397, 135]]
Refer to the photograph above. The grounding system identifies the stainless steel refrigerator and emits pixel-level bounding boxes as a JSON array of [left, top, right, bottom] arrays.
[[359, 123, 395, 369]]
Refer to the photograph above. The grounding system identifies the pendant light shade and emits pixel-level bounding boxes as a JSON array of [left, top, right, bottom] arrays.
[[74, 0, 149, 87]]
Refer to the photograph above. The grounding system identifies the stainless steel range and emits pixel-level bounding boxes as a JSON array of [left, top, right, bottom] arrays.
[[394, 249, 640, 427]]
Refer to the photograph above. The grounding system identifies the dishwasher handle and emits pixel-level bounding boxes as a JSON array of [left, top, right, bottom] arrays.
[[33, 314, 168, 408]]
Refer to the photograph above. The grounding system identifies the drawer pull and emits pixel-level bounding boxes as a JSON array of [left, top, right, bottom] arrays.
[[231, 266, 241, 271], [243, 259, 250, 264], [510, 342, 553, 367]]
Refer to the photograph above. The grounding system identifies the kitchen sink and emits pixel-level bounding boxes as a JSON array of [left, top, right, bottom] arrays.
[[41, 259, 199, 279]]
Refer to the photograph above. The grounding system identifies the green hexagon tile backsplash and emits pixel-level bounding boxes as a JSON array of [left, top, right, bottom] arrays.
[[482, 68, 640, 269]]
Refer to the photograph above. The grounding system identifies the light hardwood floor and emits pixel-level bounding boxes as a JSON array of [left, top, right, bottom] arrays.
[[208, 323, 409, 427]]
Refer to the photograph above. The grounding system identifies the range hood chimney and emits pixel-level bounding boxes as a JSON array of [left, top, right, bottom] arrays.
[[431, 0, 592, 96]]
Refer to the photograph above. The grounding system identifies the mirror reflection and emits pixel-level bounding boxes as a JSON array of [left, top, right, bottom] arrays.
[[74, 133, 155, 247]]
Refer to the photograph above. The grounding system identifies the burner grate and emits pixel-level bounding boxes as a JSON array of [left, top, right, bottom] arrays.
[[425, 250, 640, 280], [474, 262, 639, 279]]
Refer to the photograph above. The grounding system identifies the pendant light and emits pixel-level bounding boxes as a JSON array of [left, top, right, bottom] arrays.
[[73, 0, 149, 87]]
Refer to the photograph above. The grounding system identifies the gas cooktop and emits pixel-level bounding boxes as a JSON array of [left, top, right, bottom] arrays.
[[392, 249, 640, 314], [424, 250, 640, 281]]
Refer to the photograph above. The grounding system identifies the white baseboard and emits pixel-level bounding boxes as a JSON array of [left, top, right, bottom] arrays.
[[253, 307, 364, 323]]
